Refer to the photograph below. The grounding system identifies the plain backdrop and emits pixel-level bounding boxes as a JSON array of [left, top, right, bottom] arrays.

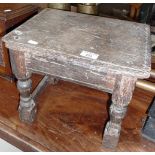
[[0, 138, 22, 152]]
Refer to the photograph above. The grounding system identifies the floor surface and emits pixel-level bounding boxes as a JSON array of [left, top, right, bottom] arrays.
[[0, 73, 154, 151]]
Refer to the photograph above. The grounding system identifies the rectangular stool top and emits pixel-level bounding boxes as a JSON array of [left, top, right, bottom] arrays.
[[2, 8, 151, 78]]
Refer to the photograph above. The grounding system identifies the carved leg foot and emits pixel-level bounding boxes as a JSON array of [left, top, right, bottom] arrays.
[[103, 75, 136, 148], [18, 97, 36, 123], [17, 78, 36, 123], [103, 104, 127, 148]]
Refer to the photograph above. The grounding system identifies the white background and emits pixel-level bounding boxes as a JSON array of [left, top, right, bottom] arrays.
[[0, 138, 22, 152]]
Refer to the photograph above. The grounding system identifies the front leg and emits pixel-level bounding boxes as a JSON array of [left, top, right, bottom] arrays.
[[9, 50, 36, 123], [17, 78, 36, 123], [103, 75, 137, 148]]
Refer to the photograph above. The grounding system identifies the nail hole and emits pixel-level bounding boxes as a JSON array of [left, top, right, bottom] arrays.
[[14, 30, 23, 35], [14, 36, 19, 40]]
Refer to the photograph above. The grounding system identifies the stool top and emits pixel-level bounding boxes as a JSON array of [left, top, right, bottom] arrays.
[[2, 8, 151, 78]]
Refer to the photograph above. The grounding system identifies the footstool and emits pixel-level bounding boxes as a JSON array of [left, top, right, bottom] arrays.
[[2, 9, 151, 148]]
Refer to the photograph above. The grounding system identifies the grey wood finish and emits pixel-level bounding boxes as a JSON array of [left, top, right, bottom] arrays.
[[2, 9, 151, 148]]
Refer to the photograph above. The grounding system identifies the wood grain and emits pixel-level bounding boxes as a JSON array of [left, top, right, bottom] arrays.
[[0, 73, 154, 151], [1, 8, 153, 150], [103, 75, 137, 148], [0, 4, 38, 78], [3, 9, 151, 78]]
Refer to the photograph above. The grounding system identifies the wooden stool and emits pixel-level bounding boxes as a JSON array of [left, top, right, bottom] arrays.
[[2, 9, 151, 148]]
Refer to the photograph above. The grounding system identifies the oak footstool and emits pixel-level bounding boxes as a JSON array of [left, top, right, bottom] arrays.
[[2, 9, 151, 148]]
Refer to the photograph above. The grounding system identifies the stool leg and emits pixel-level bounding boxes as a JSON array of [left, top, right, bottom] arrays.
[[17, 78, 36, 123], [103, 75, 136, 148], [9, 50, 36, 123]]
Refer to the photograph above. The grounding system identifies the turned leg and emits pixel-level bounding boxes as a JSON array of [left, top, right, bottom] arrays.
[[17, 77, 36, 123], [103, 75, 137, 148], [9, 50, 36, 123]]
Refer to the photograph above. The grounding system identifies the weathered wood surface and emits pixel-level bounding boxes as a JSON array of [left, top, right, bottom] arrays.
[[2, 9, 152, 148], [3, 8, 151, 78], [0, 4, 38, 78], [29, 56, 116, 93], [103, 75, 137, 148], [9, 50, 36, 123]]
